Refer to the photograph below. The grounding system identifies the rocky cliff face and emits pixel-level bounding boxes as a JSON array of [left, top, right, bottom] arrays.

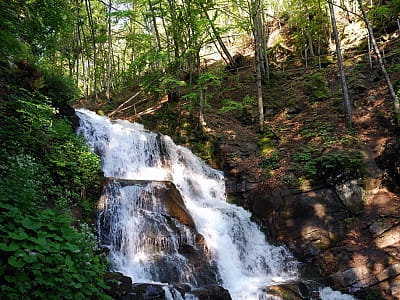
[[215, 130, 400, 299]]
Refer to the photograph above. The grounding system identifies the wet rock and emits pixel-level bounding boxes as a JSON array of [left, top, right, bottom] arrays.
[[335, 179, 365, 214], [172, 283, 192, 296], [104, 272, 133, 298], [187, 285, 232, 300], [109, 179, 195, 227], [157, 182, 196, 227], [265, 280, 320, 300], [125, 283, 165, 300], [375, 264, 400, 283]]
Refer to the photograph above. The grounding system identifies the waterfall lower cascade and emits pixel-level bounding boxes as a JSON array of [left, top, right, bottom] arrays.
[[76, 109, 356, 300]]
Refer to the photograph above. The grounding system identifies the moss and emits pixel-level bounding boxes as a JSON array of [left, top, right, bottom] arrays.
[[302, 71, 329, 103]]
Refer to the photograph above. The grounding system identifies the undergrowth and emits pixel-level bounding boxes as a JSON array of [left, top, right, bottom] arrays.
[[0, 64, 110, 299]]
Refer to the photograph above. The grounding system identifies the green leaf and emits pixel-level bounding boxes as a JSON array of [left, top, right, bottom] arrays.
[[23, 253, 37, 263], [8, 256, 25, 268], [21, 218, 41, 230], [8, 230, 28, 241], [0, 242, 19, 252]]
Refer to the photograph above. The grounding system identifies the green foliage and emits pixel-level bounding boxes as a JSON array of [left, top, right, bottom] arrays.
[[0, 202, 109, 299], [369, 0, 400, 32], [282, 0, 330, 56], [182, 71, 223, 110], [294, 148, 364, 185], [40, 69, 80, 107], [221, 95, 256, 112], [0, 65, 108, 298], [302, 72, 329, 102], [259, 150, 281, 171], [300, 123, 334, 141], [258, 127, 278, 155]]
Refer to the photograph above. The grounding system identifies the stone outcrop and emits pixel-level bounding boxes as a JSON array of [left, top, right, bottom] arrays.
[[265, 280, 321, 300], [99, 178, 220, 287], [187, 284, 232, 300], [253, 187, 349, 256], [335, 179, 365, 215], [106, 281, 232, 300], [124, 283, 165, 300], [107, 178, 195, 227], [104, 272, 133, 299]]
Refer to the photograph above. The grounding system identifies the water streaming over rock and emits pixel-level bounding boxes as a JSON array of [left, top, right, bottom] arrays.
[[76, 109, 355, 300]]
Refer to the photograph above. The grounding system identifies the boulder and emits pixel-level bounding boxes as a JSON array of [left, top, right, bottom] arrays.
[[265, 280, 321, 300], [153, 181, 196, 227], [329, 266, 375, 289], [335, 179, 365, 214], [374, 225, 400, 249], [263, 188, 349, 255], [124, 283, 165, 300], [107, 178, 195, 227], [104, 272, 133, 299], [187, 285, 232, 300]]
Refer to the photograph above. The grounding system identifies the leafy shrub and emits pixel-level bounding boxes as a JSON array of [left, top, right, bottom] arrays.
[[0, 204, 109, 299], [303, 72, 329, 102], [259, 150, 281, 171], [40, 69, 80, 108], [0, 64, 109, 298], [221, 95, 256, 113], [294, 149, 364, 185]]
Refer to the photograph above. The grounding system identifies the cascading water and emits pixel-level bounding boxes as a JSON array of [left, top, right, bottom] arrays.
[[76, 109, 356, 300]]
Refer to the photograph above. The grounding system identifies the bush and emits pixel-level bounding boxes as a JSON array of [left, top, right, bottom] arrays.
[[303, 72, 329, 102], [294, 149, 364, 185], [0, 63, 109, 298]]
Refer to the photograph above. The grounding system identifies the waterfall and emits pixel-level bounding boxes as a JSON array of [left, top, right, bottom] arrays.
[[76, 109, 355, 300]]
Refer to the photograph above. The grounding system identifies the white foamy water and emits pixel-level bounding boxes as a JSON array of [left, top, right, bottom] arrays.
[[77, 109, 355, 300]]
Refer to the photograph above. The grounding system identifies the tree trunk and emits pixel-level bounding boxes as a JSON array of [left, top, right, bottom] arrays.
[[252, 0, 264, 131], [358, 0, 400, 125], [106, 0, 112, 101], [329, 0, 352, 126], [200, 3, 236, 68], [85, 0, 98, 100], [261, 12, 270, 81]]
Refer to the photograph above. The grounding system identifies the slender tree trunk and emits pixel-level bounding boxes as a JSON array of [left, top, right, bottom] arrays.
[[200, 3, 236, 68], [368, 35, 372, 68], [252, 0, 264, 131], [358, 0, 400, 125], [85, 0, 98, 100], [329, 0, 352, 125], [148, 0, 161, 52], [106, 0, 112, 101], [261, 12, 270, 81], [198, 52, 205, 127]]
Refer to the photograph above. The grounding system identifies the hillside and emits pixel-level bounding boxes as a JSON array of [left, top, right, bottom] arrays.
[[75, 32, 400, 298]]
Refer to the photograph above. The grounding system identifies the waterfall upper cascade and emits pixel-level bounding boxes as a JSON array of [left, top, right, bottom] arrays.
[[76, 109, 355, 300]]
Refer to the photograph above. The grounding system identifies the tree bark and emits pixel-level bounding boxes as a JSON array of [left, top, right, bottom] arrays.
[[358, 0, 400, 125], [106, 0, 112, 101], [252, 0, 264, 131], [329, 0, 352, 126], [85, 0, 98, 100], [200, 3, 236, 68]]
